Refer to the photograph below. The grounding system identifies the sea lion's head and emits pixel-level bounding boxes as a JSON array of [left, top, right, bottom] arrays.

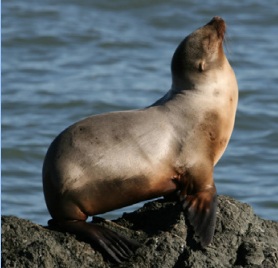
[[171, 16, 227, 90]]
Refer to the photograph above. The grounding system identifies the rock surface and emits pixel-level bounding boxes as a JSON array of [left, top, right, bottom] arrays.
[[2, 195, 278, 268]]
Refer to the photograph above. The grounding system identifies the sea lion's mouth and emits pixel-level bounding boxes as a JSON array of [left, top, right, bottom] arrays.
[[207, 16, 226, 39]]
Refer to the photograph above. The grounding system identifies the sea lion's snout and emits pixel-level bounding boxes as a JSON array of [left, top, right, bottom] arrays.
[[207, 16, 226, 39]]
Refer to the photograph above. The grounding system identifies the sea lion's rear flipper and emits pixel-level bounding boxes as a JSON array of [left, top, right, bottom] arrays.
[[180, 184, 217, 247], [49, 220, 141, 263]]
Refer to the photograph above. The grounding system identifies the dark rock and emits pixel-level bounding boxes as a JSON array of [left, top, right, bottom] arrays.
[[2, 195, 278, 267]]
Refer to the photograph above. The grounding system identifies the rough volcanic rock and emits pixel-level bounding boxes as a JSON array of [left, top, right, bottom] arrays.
[[2, 195, 278, 268]]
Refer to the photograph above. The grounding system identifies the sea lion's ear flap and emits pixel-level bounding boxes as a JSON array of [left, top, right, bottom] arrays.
[[198, 61, 206, 72], [180, 184, 217, 247]]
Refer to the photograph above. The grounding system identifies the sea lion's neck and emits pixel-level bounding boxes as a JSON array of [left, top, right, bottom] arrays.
[[171, 75, 196, 93], [151, 59, 236, 112], [150, 79, 194, 107], [150, 80, 202, 108]]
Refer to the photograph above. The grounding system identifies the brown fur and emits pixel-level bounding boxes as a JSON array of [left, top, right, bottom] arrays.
[[43, 16, 238, 263]]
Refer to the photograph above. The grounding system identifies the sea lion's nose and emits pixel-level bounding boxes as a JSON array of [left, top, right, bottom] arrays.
[[208, 16, 224, 24], [207, 16, 226, 38]]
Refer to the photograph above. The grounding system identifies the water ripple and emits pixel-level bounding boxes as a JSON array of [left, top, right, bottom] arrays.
[[2, 0, 278, 225]]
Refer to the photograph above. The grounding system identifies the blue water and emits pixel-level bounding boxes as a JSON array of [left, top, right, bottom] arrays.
[[1, 0, 278, 225]]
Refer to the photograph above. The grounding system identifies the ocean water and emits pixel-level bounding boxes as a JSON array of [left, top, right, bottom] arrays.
[[1, 0, 278, 225]]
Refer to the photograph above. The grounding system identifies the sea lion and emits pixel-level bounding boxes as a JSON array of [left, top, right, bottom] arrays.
[[43, 16, 238, 263]]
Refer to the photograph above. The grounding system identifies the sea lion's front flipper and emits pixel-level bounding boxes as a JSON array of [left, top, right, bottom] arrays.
[[180, 184, 217, 247], [49, 220, 141, 263]]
